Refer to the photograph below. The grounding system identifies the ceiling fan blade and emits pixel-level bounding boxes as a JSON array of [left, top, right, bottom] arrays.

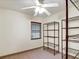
[[43, 8, 51, 16], [35, 0, 41, 5], [42, 3, 59, 7], [22, 6, 36, 9], [34, 7, 40, 16], [34, 12, 38, 16]]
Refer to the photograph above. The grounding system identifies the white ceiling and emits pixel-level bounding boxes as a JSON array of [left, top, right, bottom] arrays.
[[0, 0, 65, 18]]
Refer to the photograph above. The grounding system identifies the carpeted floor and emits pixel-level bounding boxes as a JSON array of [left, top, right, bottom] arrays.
[[1, 48, 62, 59]]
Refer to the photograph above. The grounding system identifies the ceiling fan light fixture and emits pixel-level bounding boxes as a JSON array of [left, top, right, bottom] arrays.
[[39, 8, 45, 14], [35, 7, 40, 13], [42, 3, 59, 7], [21, 0, 59, 16]]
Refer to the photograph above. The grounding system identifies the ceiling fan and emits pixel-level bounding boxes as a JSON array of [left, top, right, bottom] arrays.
[[22, 0, 59, 16]]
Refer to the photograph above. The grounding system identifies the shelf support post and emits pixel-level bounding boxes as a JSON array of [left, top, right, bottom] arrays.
[[65, 0, 69, 59]]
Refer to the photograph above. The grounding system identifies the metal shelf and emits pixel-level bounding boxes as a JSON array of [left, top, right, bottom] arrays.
[[63, 48, 79, 55], [44, 29, 58, 31], [43, 21, 60, 55], [69, 34, 79, 38], [61, 18, 79, 59], [44, 36, 59, 38], [70, 0, 79, 11], [44, 42, 59, 47], [62, 40, 79, 43], [75, 52, 79, 59], [62, 16, 79, 21], [44, 22, 59, 25], [62, 27, 79, 29]]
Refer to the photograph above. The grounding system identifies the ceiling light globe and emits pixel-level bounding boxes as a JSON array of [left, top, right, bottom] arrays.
[[39, 8, 45, 14]]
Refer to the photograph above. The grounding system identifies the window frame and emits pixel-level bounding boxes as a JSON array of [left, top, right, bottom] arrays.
[[31, 22, 41, 40]]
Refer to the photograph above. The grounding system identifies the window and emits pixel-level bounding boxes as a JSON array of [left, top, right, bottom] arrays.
[[31, 22, 41, 40]]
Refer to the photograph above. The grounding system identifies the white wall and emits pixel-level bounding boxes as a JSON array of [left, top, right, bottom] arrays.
[[0, 8, 43, 57]]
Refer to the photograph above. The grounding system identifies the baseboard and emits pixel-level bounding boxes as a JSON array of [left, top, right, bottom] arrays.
[[0, 46, 43, 58]]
